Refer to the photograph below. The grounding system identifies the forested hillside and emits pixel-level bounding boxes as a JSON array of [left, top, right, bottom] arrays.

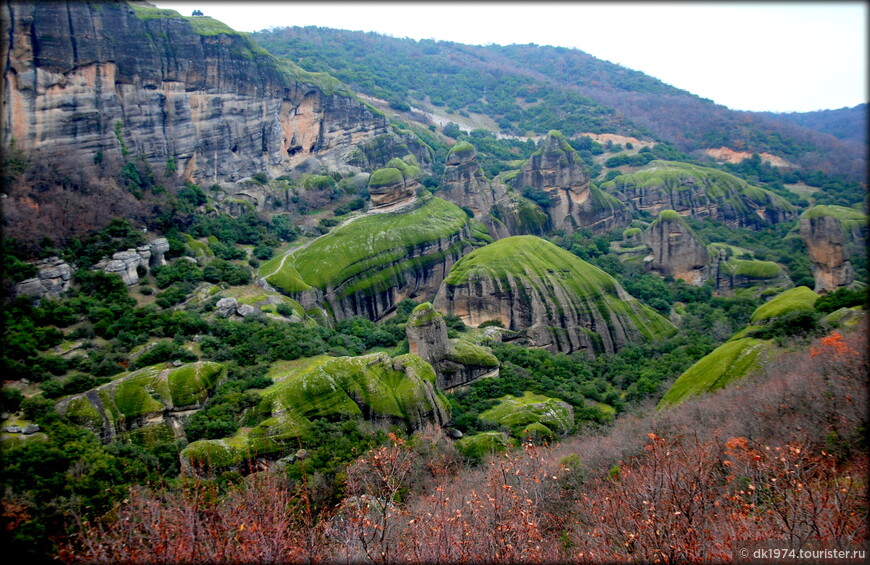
[[762, 103, 867, 144], [253, 26, 867, 180], [2, 2, 867, 561]]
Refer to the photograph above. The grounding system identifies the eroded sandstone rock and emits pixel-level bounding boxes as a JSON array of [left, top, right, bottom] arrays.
[[799, 206, 867, 293], [642, 210, 710, 285], [509, 131, 630, 234]]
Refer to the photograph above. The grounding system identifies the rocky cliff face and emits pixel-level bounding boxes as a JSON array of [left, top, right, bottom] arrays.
[[406, 302, 499, 390], [434, 236, 676, 355], [262, 195, 489, 322], [1, 1, 394, 183], [600, 161, 796, 229], [642, 210, 710, 285], [799, 206, 868, 292], [439, 141, 509, 237], [509, 131, 630, 234]]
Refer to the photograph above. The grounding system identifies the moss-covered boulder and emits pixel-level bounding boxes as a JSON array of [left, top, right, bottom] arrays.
[[434, 235, 676, 355], [455, 431, 513, 461], [55, 361, 226, 444], [180, 352, 449, 473], [368, 155, 422, 209], [261, 194, 489, 321], [749, 286, 819, 324], [706, 243, 793, 295], [601, 161, 796, 229], [658, 337, 773, 408], [490, 190, 550, 236], [798, 205, 867, 293], [508, 131, 630, 234], [480, 391, 575, 441]]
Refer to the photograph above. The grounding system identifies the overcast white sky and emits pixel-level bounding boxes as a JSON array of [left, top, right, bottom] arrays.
[[153, 1, 867, 113]]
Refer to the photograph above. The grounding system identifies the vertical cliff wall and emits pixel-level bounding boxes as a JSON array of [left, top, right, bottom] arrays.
[[1, 1, 389, 183]]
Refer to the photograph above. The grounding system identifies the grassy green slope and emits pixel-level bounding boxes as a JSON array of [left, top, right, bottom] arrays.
[[658, 338, 771, 408], [444, 235, 676, 342], [750, 286, 819, 323], [264, 195, 479, 298], [601, 161, 795, 218], [180, 353, 448, 469], [660, 286, 822, 408]]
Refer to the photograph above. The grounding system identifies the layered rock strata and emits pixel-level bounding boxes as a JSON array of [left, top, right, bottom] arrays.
[[262, 195, 489, 321], [92, 237, 169, 285], [509, 131, 630, 234], [406, 303, 499, 390], [55, 361, 225, 443], [798, 206, 867, 293], [2, 1, 391, 183], [642, 210, 710, 285], [601, 161, 796, 228], [368, 156, 421, 209], [434, 235, 676, 355], [13, 256, 74, 301]]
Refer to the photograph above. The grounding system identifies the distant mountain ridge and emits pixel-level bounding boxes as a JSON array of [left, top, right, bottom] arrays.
[[761, 104, 867, 144], [252, 27, 867, 181]]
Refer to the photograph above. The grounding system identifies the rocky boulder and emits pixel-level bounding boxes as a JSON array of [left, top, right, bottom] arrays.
[[93, 238, 170, 285], [434, 236, 676, 355], [642, 210, 710, 285], [55, 361, 226, 444], [406, 303, 499, 390], [13, 256, 74, 301], [799, 205, 867, 293], [368, 156, 422, 210], [439, 142, 507, 230], [707, 244, 793, 294], [180, 352, 449, 474]]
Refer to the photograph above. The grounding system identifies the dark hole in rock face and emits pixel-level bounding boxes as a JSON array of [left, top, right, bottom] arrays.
[[287, 145, 302, 156], [231, 145, 238, 153]]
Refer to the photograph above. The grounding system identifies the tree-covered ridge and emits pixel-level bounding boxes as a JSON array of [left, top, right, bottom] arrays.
[[251, 26, 866, 180], [251, 26, 646, 137]]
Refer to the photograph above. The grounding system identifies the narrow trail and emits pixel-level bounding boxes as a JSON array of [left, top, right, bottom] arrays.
[[258, 197, 420, 282]]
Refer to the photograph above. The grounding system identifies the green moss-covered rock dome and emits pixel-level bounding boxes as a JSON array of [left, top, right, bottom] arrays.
[[434, 235, 676, 355]]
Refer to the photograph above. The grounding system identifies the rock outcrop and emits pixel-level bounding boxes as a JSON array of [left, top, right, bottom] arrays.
[[368, 156, 421, 210], [508, 131, 630, 234], [434, 235, 676, 355], [642, 210, 710, 285], [13, 257, 74, 301], [262, 195, 489, 321], [92, 237, 169, 285], [490, 191, 549, 237], [180, 352, 449, 473], [601, 161, 797, 229], [1, 1, 392, 183], [55, 361, 226, 443], [406, 303, 499, 390], [439, 142, 509, 238], [707, 245, 793, 294], [479, 391, 575, 440], [799, 205, 868, 293]]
